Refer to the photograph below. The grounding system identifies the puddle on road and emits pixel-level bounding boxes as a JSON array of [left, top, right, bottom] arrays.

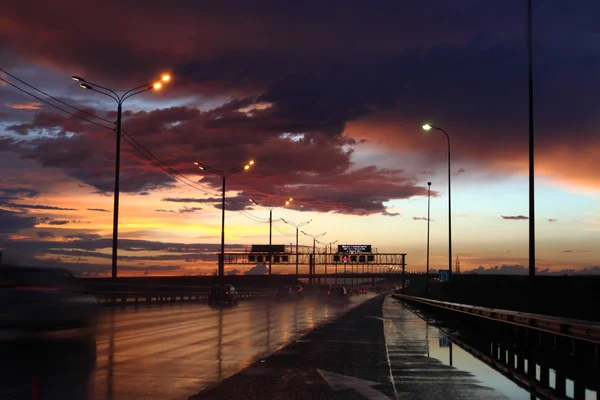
[[386, 299, 598, 400], [426, 326, 535, 400]]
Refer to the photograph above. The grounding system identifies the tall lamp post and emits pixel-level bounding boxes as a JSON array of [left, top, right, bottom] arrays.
[[73, 73, 171, 279], [316, 239, 338, 276], [527, 0, 536, 277], [281, 218, 312, 276], [249, 198, 293, 275], [302, 230, 327, 280], [422, 124, 452, 281], [426, 182, 432, 297], [194, 160, 255, 277]]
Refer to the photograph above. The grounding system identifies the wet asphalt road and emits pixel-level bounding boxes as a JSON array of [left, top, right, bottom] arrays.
[[197, 295, 534, 400], [0, 293, 375, 400]]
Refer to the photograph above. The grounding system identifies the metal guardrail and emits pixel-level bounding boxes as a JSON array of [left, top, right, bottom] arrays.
[[93, 291, 273, 305], [392, 293, 600, 345]]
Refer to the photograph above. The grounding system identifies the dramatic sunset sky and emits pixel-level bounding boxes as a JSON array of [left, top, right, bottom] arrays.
[[1, 1, 598, 276]]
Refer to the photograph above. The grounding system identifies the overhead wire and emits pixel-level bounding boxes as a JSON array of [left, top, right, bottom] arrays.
[[0, 69, 270, 223]]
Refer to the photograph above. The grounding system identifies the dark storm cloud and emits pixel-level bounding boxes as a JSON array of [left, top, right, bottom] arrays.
[[1, 0, 599, 214], [0, 187, 39, 200], [0, 235, 246, 273], [48, 220, 69, 225], [35, 231, 54, 238], [412, 217, 431, 221], [548, 218, 558, 222], [178, 206, 203, 214], [5, 203, 77, 211], [0, 210, 36, 232], [63, 233, 102, 241], [501, 215, 528, 220], [87, 208, 109, 212]]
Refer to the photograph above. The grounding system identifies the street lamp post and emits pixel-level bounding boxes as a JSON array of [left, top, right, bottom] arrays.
[[422, 124, 452, 281], [73, 74, 171, 279], [281, 218, 312, 276], [250, 198, 293, 275], [194, 160, 255, 277], [302, 230, 326, 283], [426, 182, 431, 297], [316, 239, 338, 276]]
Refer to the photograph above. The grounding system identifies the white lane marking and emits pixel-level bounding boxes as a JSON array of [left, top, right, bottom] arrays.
[[317, 369, 392, 400], [364, 315, 393, 322]]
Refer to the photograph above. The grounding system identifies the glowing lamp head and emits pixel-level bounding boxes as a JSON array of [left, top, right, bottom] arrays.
[[79, 83, 93, 90], [244, 165, 250, 170], [161, 74, 171, 82], [72, 76, 85, 82], [422, 124, 432, 131], [249, 160, 255, 165], [153, 82, 163, 90]]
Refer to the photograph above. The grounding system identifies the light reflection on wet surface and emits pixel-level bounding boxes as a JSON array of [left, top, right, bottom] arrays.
[[388, 299, 598, 400], [383, 297, 535, 399], [0, 295, 373, 400]]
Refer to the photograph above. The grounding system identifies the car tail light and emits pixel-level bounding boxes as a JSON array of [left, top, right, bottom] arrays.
[[276, 290, 279, 293], [297, 289, 301, 292], [328, 291, 331, 295], [225, 291, 229, 295]]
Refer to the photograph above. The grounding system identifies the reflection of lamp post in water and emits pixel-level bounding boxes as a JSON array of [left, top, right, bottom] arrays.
[[217, 307, 223, 380]]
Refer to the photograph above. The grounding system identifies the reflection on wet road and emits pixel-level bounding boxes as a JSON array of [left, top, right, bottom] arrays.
[[382, 297, 534, 399], [0, 295, 373, 400]]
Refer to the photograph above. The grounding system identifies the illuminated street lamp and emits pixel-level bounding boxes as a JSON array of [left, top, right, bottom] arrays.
[[249, 198, 293, 275], [194, 160, 255, 276], [426, 182, 431, 297], [73, 73, 171, 279], [422, 124, 452, 281], [281, 218, 312, 276]]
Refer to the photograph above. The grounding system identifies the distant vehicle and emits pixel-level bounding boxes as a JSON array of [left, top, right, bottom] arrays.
[[0, 265, 98, 340], [289, 285, 303, 298], [208, 284, 239, 304], [275, 286, 292, 301], [317, 284, 331, 297], [358, 288, 367, 294], [328, 286, 349, 301]]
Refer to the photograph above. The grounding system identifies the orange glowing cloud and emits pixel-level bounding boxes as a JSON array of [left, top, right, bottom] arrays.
[[6, 102, 43, 110]]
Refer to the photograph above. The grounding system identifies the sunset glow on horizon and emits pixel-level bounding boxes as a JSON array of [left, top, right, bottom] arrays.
[[1, 2, 598, 277]]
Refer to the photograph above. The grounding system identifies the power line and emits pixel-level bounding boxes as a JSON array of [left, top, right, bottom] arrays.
[[0, 76, 114, 131], [1, 69, 270, 223], [0, 67, 114, 125]]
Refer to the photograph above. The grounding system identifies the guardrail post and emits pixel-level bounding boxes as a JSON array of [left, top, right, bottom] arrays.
[[526, 330, 537, 379], [573, 340, 586, 400], [554, 336, 567, 396]]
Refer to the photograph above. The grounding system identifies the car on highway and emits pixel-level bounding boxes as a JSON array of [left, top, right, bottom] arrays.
[[208, 284, 239, 304], [0, 265, 98, 340], [328, 285, 350, 301], [317, 284, 331, 298], [275, 286, 292, 301], [289, 285, 303, 299], [359, 288, 368, 294]]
